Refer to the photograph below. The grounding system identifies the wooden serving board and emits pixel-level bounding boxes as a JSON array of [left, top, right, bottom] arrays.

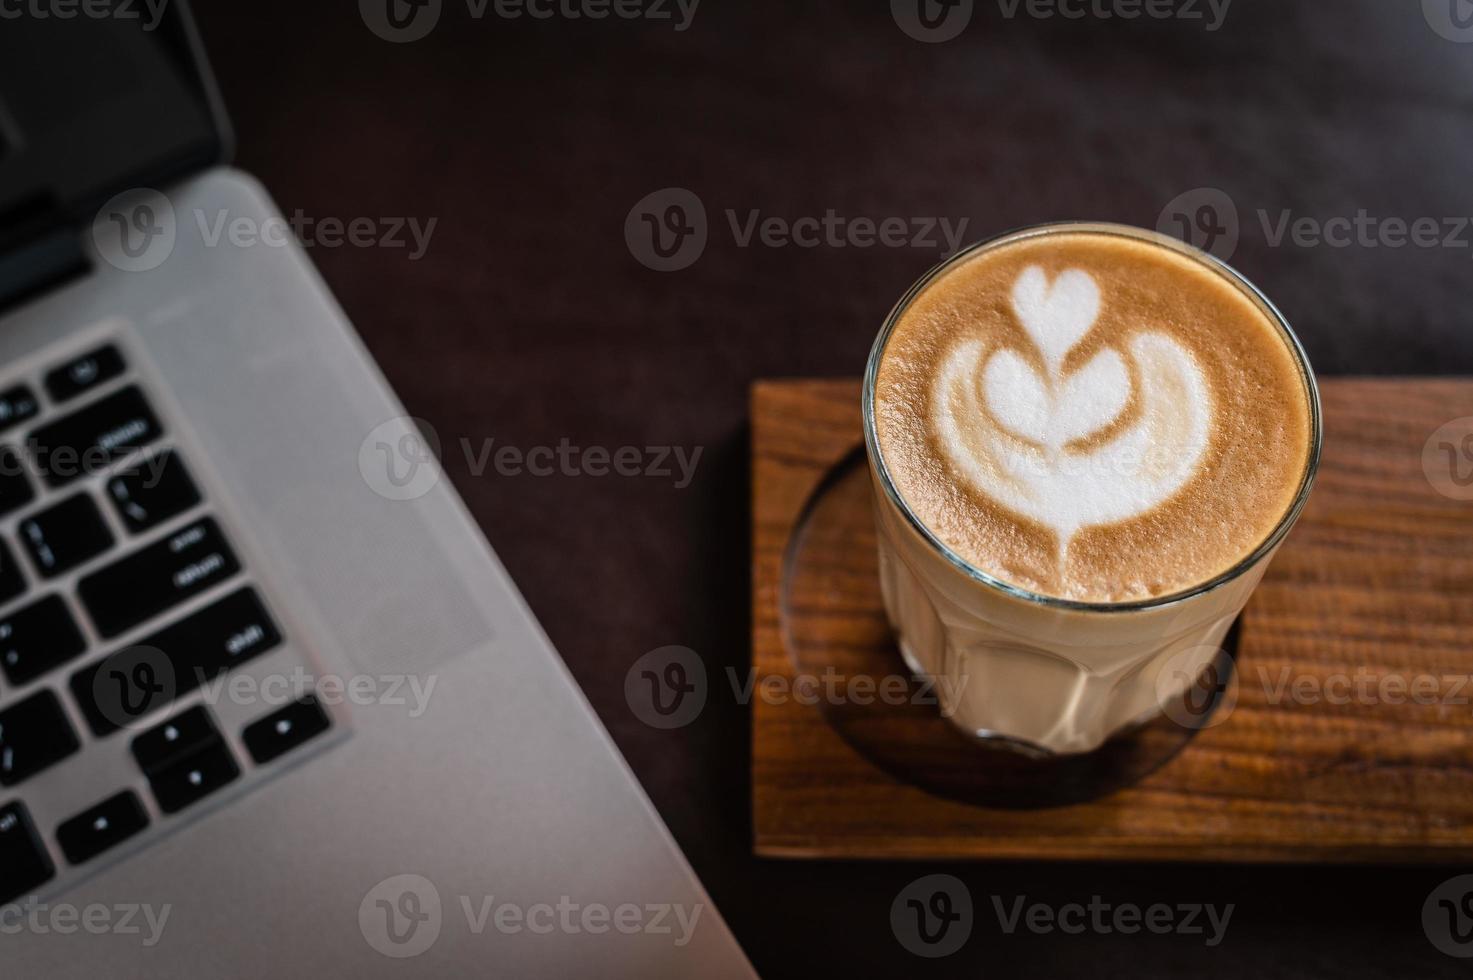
[[751, 378, 1473, 862]]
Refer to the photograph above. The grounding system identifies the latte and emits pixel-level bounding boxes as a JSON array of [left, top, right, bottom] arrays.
[[872, 226, 1314, 603]]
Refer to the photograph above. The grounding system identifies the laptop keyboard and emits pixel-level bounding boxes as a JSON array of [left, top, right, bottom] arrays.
[[0, 340, 335, 907]]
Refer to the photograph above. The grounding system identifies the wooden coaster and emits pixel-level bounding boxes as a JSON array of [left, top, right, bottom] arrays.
[[751, 378, 1473, 862]]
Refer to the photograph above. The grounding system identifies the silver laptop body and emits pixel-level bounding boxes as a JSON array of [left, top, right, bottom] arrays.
[[0, 12, 752, 979]]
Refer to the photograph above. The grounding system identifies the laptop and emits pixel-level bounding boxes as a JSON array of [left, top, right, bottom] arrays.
[[0, 6, 753, 977]]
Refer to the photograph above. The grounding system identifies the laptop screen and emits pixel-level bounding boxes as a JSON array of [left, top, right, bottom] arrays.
[[0, 1, 227, 244]]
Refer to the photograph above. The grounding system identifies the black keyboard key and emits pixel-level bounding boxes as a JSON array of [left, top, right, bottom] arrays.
[[133, 708, 237, 815], [0, 690, 80, 786], [44, 344, 126, 403], [0, 802, 54, 904], [79, 518, 240, 638], [29, 386, 162, 488], [132, 706, 221, 776], [148, 741, 239, 814], [0, 537, 25, 605], [142, 586, 282, 682], [0, 385, 40, 433], [19, 494, 114, 578], [106, 451, 200, 534], [243, 697, 331, 765], [56, 791, 149, 865], [0, 446, 35, 518], [0, 596, 86, 687], [71, 588, 282, 736]]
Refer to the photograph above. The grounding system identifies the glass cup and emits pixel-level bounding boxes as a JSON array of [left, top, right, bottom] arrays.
[[861, 222, 1322, 756]]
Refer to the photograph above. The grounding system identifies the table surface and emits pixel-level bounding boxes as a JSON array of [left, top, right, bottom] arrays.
[[193, 1, 1473, 976]]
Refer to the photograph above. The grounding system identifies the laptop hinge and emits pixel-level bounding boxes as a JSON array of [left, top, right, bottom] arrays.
[[0, 195, 92, 313]]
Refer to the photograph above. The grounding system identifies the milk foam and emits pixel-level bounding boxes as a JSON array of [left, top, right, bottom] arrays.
[[872, 227, 1313, 602], [933, 266, 1211, 556]]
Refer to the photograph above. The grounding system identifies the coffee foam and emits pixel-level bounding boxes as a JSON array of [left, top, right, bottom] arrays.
[[873, 229, 1313, 603]]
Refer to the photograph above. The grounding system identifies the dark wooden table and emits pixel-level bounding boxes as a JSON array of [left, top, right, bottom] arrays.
[[193, 1, 1473, 975]]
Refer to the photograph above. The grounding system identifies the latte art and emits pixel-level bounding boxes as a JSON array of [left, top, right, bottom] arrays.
[[933, 267, 1211, 556], [872, 227, 1314, 602]]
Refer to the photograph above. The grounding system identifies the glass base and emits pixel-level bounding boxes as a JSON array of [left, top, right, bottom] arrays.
[[779, 447, 1238, 809]]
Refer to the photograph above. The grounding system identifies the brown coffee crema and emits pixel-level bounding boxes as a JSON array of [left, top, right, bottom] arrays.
[[873, 228, 1314, 603]]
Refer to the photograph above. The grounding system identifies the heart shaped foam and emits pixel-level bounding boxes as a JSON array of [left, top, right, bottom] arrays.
[[982, 347, 1129, 449], [1010, 266, 1100, 375]]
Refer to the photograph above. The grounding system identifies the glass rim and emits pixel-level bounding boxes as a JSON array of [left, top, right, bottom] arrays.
[[861, 220, 1324, 615]]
